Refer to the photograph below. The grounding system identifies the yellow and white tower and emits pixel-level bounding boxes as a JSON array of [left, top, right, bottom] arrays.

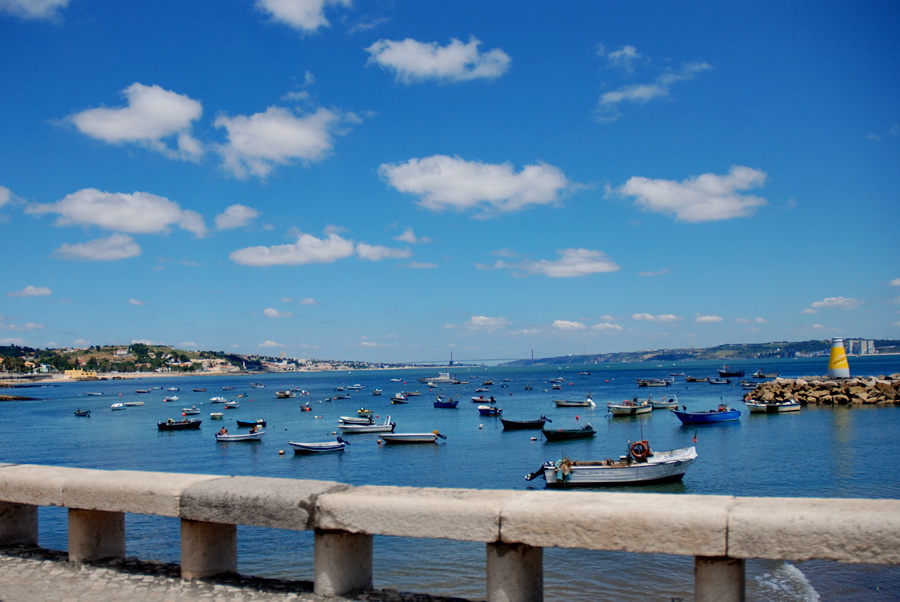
[[827, 337, 850, 379]]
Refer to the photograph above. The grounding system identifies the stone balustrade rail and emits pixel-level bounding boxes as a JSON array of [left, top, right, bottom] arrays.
[[1, 463, 898, 601]]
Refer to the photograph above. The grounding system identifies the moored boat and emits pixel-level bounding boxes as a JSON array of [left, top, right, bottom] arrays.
[[379, 430, 446, 444], [744, 399, 801, 413], [74, 409, 91, 417], [110, 402, 125, 411], [542, 424, 596, 441], [553, 395, 595, 408], [209, 396, 226, 403], [390, 393, 408, 403], [209, 412, 224, 420], [235, 419, 267, 427], [526, 440, 698, 487], [122, 401, 144, 407], [225, 400, 240, 409], [671, 405, 741, 424], [478, 405, 502, 416], [215, 429, 265, 442], [752, 370, 779, 379], [637, 378, 671, 387], [471, 395, 496, 404], [181, 406, 200, 415], [338, 416, 396, 434], [338, 415, 374, 425], [289, 437, 348, 453], [157, 418, 202, 431], [718, 365, 745, 378], [433, 396, 459, 408], [650, 395, 679, 409], [607, 398, 652, 416], [500, 415, 550, 430], [163, 395, 179, 402], [708, 378, 731, 385], [275, 390, 295, 399]]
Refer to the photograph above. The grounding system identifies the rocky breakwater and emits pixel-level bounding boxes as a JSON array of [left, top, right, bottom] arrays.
[[744, 374, 900, 405]]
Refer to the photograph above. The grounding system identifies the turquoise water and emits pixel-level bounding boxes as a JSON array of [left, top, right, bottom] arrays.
[[3, 356, 899, 600]]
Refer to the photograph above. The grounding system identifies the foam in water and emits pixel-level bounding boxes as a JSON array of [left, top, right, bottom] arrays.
[[754, 562, 820, 602]]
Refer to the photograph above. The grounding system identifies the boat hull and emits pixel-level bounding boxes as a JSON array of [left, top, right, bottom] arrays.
[[500, 418, 547, 430], [157, 419, 202, 431], [745, 401, 800, 413], [379, 433, 438, 444], [671, 409, 740, 424], [607, 404, 652, 416], [216, 431, 265, 442], [289, 441, 346, 453], [540, 447, 698, 487], [542, 427, 596, 441]]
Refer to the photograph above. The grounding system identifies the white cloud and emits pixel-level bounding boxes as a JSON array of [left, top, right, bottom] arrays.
[[552, 320, 586, 331], [808, 296, 863, 311], [467, 315, 510, 332], [215, 204, 259, 230], [215, 106, 356, 179], [394, 227, 431, 244], [407, 261, 438, 269], [615, 166, 768, 223], [597, 61, 711, 122], [229, 232, 355, 266], [605, 44, 642, 73], [128, 299, 144, 306], [255, 0, 349, 32], [694, 314, 723, 323], [263, 307, 294, 318], [592, 322, 623, 332], [631, 313, 682, 323], [366, 37, 511, 83], [638, 269, 670, 277], [53, 234, 142, 261], [380, 155, 570, 217], [258, 340, 286, 348], [0, 337, 25, 345], [736, 317, 767, 324], [0, 0, 68, 20], [69, 83, 203, 160], [515, 248, 619, 278], [890, 278, 900, 286], [355, 243, 411, 261], [0, 186, 10, 208], [7, 285, 52, 298], [300, 297, 319, 305], [29, 188, 207, 237]]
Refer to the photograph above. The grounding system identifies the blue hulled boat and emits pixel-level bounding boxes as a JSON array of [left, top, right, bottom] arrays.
[[671, 405, 740, 424]]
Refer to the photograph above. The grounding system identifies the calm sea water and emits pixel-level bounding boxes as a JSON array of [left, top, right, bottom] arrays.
[[3, 356, 899, 600]]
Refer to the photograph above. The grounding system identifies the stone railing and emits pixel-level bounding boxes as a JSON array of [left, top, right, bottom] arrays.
[[0, 463, 898, 601]]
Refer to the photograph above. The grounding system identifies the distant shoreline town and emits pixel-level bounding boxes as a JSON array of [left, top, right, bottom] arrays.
[[0, 339, 898, 385]]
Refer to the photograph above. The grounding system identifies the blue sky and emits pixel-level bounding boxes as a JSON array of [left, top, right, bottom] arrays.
[[1, 0, 898, 364]]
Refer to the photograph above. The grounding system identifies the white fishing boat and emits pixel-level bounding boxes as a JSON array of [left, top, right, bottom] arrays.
[[379, 430, 446, 444], [744, 399, 801, 413], [289, 438, 348, 454], [390, 393, 408, 403], [209, 396, 227, 403], [553, 395, 595, 408], [607, 398, 653, 416], [275, 390, 295, 399], [110, 403, 126, 411], [209, 412, 224, 420], [215, 430, 265, 442], [338, 415, 374, 425], [337, 416, 396, 434], [526, 441, 698, 487], [163, 395, 179, 402], [650, 395, 679, 409], [122, 401, 144, 407], [181, 406, 201, 415], [224, 400, 240, 409]]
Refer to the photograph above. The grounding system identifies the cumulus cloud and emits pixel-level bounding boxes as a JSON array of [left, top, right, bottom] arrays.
[[69, 83, 203, 160], [255, 0, 349, 32], [0, 186, 10, 208], [890, 278, 900, 286], [552, 320, 586, 331], [631, 313, 682, 323], [28, 188, 207, 237], [53, 234, 142, 261], [258, 340, 286, 348], [394, 227, 431, 244], [597, 61, 711, 122], [0, 0, 68, 20], [805, 296, 864, 313], [7, 285, 52, 297], [614, 166, 768, 223], [380, 155, 571, 217], [467, 315, 510, 332], [515, 248, 619, 278], [128, 299, 144, 306], [215, 106, 357, 179], [366, 37, 511, 83], [230, 232, 355, 266], [355, 243, 411, 261], [600, 44, 643, 73], [215, 204, 259, 230], [592, 322, 623, 332], [694, 314, 723, 323], [263, 307, 294, 318]]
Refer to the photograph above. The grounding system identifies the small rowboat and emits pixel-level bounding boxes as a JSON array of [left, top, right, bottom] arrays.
[[215, 430, 265, 442], [235, 419, 267, 427], [471, 396, 496, 403], [224, 401, 240, 409], [74, 409, 91, 417], [379, 431, 446, 444], [607, 399, 652, 416], [744, 399, 800, 413], [157, 419, 202, 431], [181, 406, 201, 415], [289, 438, 348, 454], [671, 405, 741, 424], [338, 416, 395, 434], [500, 415, 550, 430], [542, 424, 596, 441], [338, 415, 374, 425], [553, 395, 595, 408], [478, 405, 502, 416], [433, 396, 459, 408]]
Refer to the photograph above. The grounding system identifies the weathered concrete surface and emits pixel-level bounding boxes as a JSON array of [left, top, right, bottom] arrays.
[[500, 491, 733, 557], [180, 477, 349, 530], [727, 496, 900, 563], [316, 486, 518, 542]]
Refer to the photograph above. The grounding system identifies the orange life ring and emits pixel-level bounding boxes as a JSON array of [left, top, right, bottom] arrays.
[[630, 440, 650, 460]]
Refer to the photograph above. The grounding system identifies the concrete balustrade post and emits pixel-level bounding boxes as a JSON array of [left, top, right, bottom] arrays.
[[695, 555, 745, 602], [68, 509, 125, 562], [313, 529, 373, 596], [486, 542, 543, 602], [0, 502, 38, 546], [180, 519, 237, 579]]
